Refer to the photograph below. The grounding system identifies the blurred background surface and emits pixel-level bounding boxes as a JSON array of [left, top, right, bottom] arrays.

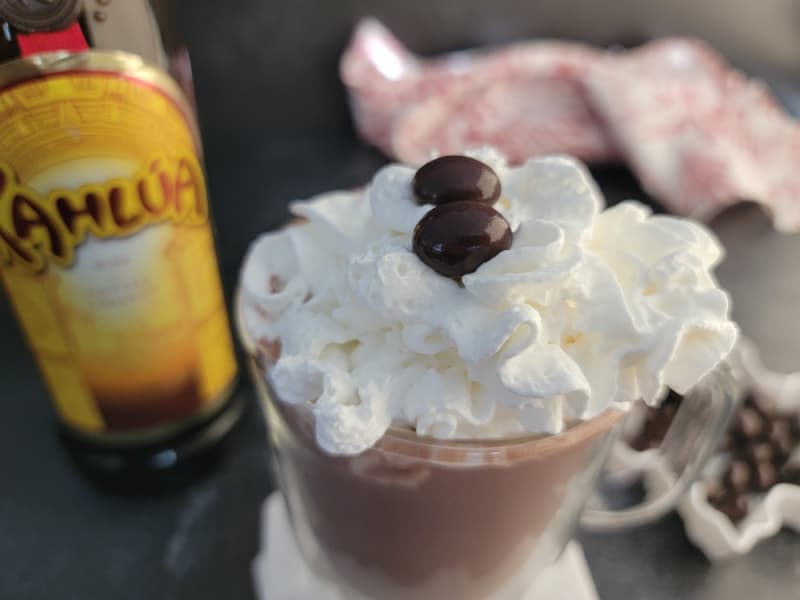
[[180, 0, 800, 140], [2, 1, 800, 599]]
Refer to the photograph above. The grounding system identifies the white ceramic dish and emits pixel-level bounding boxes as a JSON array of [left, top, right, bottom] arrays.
[[613, 338, 800, 560]]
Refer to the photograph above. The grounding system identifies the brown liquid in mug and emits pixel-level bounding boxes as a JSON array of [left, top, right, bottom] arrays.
[[270, 387, 622, 600]]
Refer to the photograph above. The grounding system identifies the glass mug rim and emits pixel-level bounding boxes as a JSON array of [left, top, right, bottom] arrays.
[[264, 385, 625, 465]]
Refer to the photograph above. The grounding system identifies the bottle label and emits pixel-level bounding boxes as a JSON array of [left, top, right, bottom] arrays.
[[0, 55, 237, 436]]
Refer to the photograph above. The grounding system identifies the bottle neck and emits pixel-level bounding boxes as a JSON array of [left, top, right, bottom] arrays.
[[0, 1, 194, 111], [0, 17, 88, 61], [0, 1, 174, 60]]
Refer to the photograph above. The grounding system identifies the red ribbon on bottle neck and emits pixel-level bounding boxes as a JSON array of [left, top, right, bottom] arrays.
[[17, 21, 87, 57]]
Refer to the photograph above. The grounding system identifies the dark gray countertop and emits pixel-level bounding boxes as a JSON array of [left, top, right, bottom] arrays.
[[3, 2, 800, 598], [3, 135, 799, 600]]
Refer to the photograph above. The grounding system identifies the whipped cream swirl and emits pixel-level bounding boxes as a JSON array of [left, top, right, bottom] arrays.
[[241, 149, 737, 455]]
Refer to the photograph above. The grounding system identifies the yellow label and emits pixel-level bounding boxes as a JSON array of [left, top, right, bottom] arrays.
[[0, 68, 237, 435]]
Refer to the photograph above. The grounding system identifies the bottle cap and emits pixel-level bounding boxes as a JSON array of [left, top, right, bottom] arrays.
[[0, 0, 81, 32]]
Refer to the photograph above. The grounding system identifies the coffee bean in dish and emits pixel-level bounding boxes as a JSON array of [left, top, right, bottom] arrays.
[[732, 406, 768, 441], [724, 459, 753, 495], [769, 418, 795, 459], [706, 482, 749, 525], [708, 394, 800, 525], [628, 390, 800, 525]]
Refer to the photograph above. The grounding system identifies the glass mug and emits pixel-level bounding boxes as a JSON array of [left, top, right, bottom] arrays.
[[240, 300, 737, 599]]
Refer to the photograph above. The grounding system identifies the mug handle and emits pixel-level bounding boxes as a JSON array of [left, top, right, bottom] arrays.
[[580, 363, 740, 531]]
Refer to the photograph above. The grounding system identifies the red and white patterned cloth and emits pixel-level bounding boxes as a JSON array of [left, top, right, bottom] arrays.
[[341, 19, 800, 231]]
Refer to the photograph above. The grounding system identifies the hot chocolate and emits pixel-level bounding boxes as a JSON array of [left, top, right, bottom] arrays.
[[241, 148, 737, 598], [259, 370, 621, 599]]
